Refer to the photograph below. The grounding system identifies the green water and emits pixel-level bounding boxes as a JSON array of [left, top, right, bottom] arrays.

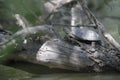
[[26, 73, 120, 80], [0, 64, 33, 80], [0, 62, 119, 80], [1, 69, 120, 80]]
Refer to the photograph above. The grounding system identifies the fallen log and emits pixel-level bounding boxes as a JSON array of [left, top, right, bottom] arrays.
[[0, 25, 57, 62], [36, 39, 94, 71], [1, 0, 120, 73], [15, 39, 120, 72]]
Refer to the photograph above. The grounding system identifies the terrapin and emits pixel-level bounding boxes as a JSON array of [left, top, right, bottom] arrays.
[[64, 27, 100, 52]]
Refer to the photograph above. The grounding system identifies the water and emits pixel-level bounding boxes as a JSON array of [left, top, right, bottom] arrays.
[[27, 73, 120, 80], [0, 64, 33, 80], [1, 62, 120, 80]]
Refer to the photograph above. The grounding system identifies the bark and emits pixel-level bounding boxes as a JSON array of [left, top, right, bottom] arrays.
[[98, 22, 120, 52], [14, 39, 120, 72], [0, 25, 57, 62], [0, 25, 56, 46], [83, 6, 120, 52], [1, 0, 120, 73]]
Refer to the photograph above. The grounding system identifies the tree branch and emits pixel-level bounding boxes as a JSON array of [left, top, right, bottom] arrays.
[[0, 25, 56, 47], [82, 2, 120, 52]]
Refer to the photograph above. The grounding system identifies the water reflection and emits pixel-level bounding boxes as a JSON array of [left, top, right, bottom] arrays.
[[26, 73, 120, 80], [3, 61, 120, 80], [0, 64, 33, 80]]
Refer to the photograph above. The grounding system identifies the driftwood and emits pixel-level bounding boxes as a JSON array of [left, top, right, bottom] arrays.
[[1, 23, 120, 72], [14, 39, 120, 72], [0, 25, 56, 47], [1, 0, 120, 73], [0, 24, 57, 61], [36, 39, 120, 72], [98, 22, 120, 52], [36, 39, 94, 71]]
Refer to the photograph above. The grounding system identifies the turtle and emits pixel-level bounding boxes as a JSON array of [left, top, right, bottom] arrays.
[[64, 27, 101, 52]]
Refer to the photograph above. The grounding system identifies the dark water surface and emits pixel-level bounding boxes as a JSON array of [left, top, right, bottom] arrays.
[[0, 62, 119, 80], [27, 73, 120, 80]]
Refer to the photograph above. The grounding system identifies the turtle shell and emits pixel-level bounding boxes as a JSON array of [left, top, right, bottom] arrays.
[[68, 27, 100, 41]]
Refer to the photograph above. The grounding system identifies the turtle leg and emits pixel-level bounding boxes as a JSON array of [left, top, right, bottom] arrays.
[[90, 42, 96, 52]]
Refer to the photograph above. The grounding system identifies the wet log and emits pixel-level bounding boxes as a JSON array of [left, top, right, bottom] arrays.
[[0, 25, 57, 62], [36, 39, 94, 71], [15, 39, 120, 72]]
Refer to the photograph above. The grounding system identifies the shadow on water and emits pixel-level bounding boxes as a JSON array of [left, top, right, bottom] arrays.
[[5, 61, 77, 74], [27, 73, 120, 80], [0, 64, 33, 80], [2, 61, 120, 80]]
